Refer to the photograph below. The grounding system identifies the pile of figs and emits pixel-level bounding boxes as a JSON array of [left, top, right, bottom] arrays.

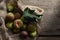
[[5, 2, 37, 38]]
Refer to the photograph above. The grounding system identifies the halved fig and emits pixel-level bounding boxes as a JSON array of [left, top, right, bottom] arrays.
[[14, 19, 23, 29]]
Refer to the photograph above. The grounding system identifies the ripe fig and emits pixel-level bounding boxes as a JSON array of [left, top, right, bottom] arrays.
[[20, 24, 26, 31], [13, 29, 20, 33], [27, 23, 36, 32], [30, 31, 37, 38], [6, 22, 13, 29], [14, 19, 23, 29], [7, 3, 14, 12], [20, 31, 28, 38], [6, 12, 14, 21], [14, 13, 21, 19]]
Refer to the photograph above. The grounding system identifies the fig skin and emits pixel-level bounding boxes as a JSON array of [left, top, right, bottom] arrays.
[[14, 19, 23, 29], [7, 3, 14, 12], [14, 13, 21, 19], [6, 12, 14, 21], [20, 24, 26, 31], [27, 23, 36, 32], [13, 29, 20, 33], [30, 31, 37, 38], [20, 31, 28, 38], [6, 22, 13, 29]]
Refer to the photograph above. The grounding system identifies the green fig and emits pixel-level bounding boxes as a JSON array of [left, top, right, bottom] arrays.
[[20, 25, 26, 30], [14, 19, 23, 29], [6, 22, 13, 29], [7, 3, 14, 12], [27, 23, 36, 32], [6, 12, 14, 21], [13, 29, 20, 33], [30, 31, 37, 37]]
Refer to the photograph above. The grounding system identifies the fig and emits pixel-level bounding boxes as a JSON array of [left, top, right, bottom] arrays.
[[30, 31, 37, 37], [6, 12, 14, 21], [13, 29, 20, 33], [6, 22, 13, 29], [27, 23, 36, 32], [7, 3, 14, 12], [20, 25, 26, 30], [20, 31, 28, 38], [14, 19, 23, 29], [14, 13, 21, 19]]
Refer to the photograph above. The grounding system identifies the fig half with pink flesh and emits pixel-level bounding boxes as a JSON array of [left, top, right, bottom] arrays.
[[14, 19, 23, 29]]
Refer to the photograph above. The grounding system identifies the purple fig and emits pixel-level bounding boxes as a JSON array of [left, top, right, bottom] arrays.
[[20, 31, 28, 38], [14, 13, 21, 19]]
